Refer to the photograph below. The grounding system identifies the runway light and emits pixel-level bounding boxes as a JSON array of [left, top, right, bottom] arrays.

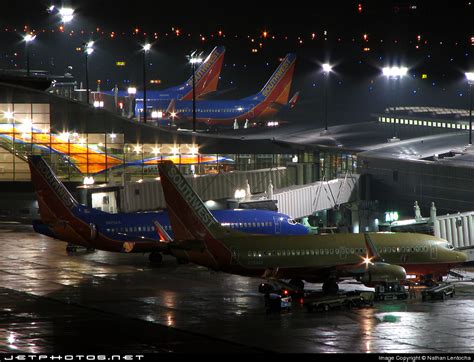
[[128, 87, 137, 95], [143, 43, 151, 52]]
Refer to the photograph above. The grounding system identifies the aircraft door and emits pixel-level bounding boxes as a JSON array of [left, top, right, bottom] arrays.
[[339, 246, 347, 260], [273, 216, 282, 235], [430, 242, 438, 260]]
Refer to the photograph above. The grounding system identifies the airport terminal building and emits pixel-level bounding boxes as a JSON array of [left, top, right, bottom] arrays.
[[0, 81, 359, 221]]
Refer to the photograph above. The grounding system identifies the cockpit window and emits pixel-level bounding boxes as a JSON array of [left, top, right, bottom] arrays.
[[287, 219, 297, 225]]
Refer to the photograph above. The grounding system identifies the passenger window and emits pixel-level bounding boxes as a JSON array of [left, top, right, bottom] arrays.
[[392, 247, 396, 253], [330, 249, 334, 255], [335, 249, 339, 255], [306, 250, 310, 256], [248, 251, 252, 257], [310, 250, 314, 255], [350, 248, 354, 254], [291, 250, 296, 256], [277, 250, 281, 256], [296, 250, 300, 256], [325, 249, 329, 255], [315, 249, 319, 255], [415, 247, 419, 252], [401, 247, 405, 253]]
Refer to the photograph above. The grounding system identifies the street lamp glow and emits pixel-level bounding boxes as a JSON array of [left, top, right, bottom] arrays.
[[127, 87, 137, 95], [24, 34, 36, 43], [143, 43, 151, 52], [465, 72, 474, 83], [190, 58, 203, 64], [59, 7, 74, 23], [322, 63, 332, 73], [84, 41, 94, 55], [382, 66, 408, 78]]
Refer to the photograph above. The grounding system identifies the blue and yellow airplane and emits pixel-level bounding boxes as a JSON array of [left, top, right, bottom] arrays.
[[28, 155, 309, 263], [148, 53, 300, 128]]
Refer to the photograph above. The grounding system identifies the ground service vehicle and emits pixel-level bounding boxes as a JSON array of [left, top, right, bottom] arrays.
[[304, 291, 374, 312], [374, 283, 408, 301], [421, 283, 455, 301], [264, 290, 292, 314]]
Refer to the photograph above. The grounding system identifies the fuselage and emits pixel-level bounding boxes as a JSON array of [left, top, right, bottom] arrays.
[[149, 95, 277, 126], [173, 232, 467, 281], [34, 207, 309, 246]]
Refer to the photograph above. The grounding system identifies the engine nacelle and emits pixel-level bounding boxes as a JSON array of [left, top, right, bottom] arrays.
[[360, 263, 406, 286]]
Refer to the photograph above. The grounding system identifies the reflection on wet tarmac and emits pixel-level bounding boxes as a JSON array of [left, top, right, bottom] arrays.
[[1, 225, 474, 353]]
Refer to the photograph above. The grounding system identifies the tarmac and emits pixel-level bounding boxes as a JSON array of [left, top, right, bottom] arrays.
[[1, 224, 474, 354]]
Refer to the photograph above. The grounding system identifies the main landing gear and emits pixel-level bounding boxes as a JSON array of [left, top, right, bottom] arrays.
[[322, 279, 339, 295], [148, 252, 163, 265]]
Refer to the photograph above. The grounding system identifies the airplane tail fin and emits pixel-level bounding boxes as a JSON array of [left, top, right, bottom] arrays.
[[256, 53, 297, 105], [182, 46, 226, 100], [28, 155, 81, 224], [157, 161, 234, 267]]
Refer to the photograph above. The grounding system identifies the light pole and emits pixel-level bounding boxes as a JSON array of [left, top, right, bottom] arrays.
[[82, 41, 94, 104], [322, 63, 333, 132], [465, 72, 474, 146], [142, 43, 151, 124], [127, 87, 137, 119], [188, 51, 203, 132], [24, 33, 36, 77], [382, 66, 408, 139]]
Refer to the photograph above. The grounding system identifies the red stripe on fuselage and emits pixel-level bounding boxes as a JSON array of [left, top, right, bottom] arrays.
[[195, 59, 296, 126]]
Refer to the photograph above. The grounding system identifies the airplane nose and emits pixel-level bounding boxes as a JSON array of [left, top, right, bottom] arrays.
[[457, 251, 468, 263]]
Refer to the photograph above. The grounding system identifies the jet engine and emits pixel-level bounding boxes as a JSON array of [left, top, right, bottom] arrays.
[[360, 263, 406, 286]]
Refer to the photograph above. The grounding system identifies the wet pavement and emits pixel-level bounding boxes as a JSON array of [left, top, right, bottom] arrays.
[[1, 224, 474, 353]]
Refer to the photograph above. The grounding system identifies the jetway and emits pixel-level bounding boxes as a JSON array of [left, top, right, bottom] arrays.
[[121, 166, 358, 217], [273, 174, 359, 219], [435, 211, 474, 250]]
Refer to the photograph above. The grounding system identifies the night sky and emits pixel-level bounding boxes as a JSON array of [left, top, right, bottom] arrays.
[[3, 1, 474, 126]]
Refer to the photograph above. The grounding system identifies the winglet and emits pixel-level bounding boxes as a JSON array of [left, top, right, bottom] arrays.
[[288, 91, 300, 109], [153, 220, 172, 242]]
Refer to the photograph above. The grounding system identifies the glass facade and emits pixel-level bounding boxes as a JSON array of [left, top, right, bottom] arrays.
[[0, 101, 357, 183]]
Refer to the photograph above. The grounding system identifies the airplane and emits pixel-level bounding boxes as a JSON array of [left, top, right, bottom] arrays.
[[103, 46, 226, 109], [156, 160, 468, 294], [149, 53, 300, 129], [28, 155, 309, 263]]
